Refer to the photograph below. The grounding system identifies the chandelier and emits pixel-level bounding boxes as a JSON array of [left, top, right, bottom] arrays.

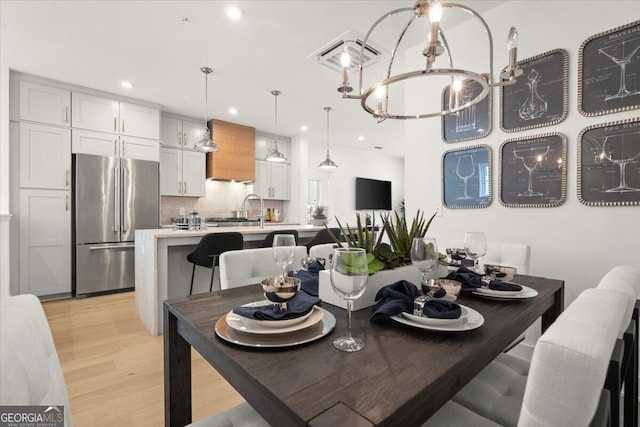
[[339, 0, 523, 120], [265, 90, 287, 162]]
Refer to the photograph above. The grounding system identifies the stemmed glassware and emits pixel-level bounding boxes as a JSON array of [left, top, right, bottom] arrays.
[[601, 133, 640, 193], [598, 44, 640, 100], [464, 232, 487, 273], [330, 248, 368, 352], [410, 237, 439, 286], [513, 145, 550, 196], [272, 234, 296, 278], [456, 155, 475, 200]]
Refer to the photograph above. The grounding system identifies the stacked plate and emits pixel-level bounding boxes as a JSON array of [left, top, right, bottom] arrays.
[[390, 304, 484, 332], [472, 284, 538, 300], [215, 301, 336, 348]]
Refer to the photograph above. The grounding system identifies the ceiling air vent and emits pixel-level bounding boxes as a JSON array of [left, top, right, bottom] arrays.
[[308, 30, 385, 73]]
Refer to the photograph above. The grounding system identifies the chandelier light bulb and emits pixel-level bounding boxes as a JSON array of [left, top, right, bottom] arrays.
[[341, 51, 351, 68], [428, 2, 442, 23], [507, 27, 519, 49]]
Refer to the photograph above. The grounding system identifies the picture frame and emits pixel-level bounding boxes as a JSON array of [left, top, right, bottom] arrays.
[[578, 20, 640, 117], [578, 118, 640, 206], [500, 49, 568, 132], [441, 79, 492, 143], [442, 144, 492, 209], [499, 133, 567, 208]]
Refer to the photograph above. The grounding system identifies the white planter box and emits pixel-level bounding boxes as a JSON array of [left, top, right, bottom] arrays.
[[318, 263, 449, 311]]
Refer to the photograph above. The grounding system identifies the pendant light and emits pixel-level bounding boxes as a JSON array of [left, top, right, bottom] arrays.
[[265, 90, 287, 162], [194, 66, 219, 152], [318, 107, 338, 169]]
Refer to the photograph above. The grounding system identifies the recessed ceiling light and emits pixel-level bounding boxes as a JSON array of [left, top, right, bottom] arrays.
[[226, 6, 243, 20], [300, 125, 308, 132], [179, 16, 190, 24], [121, 81, 134, 89], [358, 136, 365, 142], [228, 107, 238, 115]]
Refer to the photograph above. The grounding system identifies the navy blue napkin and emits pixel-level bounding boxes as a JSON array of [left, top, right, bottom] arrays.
[[232, 292, 321, 321], [488, 281, 522, 292], [423, 300, 461, 319], [293, 260, 325, 296], [446, 266, 522, 295], [370, 280, 420, 322]]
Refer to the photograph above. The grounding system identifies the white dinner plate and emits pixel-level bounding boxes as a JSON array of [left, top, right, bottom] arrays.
[[401, 306, 464, 326], [391, 304, 484, 332], [215, 308, 336, 348], [472, 285, 538, 299], [232, 300, 315, 328], [226, 304, 323, 335]]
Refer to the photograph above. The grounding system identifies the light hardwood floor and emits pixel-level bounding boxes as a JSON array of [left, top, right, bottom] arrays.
[[42, 291, 243, 426]]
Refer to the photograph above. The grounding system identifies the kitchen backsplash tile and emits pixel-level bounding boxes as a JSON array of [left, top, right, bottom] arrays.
[[161, 180, 284, 225]]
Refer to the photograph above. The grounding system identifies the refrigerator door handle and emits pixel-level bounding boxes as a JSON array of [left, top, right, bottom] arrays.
[[89, 244, 135, 250], [113, 167, 120, 232], [122, 167, 129, 232]]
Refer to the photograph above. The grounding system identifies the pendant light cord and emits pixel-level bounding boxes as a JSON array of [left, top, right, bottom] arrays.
[[325, 106, 332, 155]]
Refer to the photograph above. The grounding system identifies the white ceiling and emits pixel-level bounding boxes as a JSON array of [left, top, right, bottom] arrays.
[[1, 0, 505, 158]]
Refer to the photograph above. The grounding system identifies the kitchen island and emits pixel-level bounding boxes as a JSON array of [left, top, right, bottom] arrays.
[[135, 224, 324, 335]]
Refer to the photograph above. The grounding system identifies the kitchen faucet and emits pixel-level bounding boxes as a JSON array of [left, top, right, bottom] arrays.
[[242, 193, 265, 229]]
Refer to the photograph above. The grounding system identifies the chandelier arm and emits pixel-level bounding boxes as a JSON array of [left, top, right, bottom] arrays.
[[351, 6, 413, 99], [384, 14, 419, 111], [441, 2, 495, 86]]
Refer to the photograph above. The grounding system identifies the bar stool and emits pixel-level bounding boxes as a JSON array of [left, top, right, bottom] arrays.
[[257, 230, 298, 248], [305, 228, 341, 252], [186, 232, 244, 295]]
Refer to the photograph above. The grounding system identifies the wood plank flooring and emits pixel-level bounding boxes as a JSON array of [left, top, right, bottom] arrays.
[[42, 291, 243, 426]]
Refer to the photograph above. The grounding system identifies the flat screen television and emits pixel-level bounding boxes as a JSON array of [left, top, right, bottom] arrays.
[[355, 177, 392, 211]]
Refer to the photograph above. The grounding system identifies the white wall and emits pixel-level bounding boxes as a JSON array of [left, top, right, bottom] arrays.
[[297, 133, 405, 227], [404, 1, 640, 307], [1, 60, 11, 299]]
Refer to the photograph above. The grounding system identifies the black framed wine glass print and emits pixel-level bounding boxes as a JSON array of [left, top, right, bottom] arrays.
[[500, 49, 568, 132], [442, 145, 492, 209], [578, 20, 640, 117], [441, 79, 491, 143], [499, 133, 567, 208], [578, 118, 640, 206]]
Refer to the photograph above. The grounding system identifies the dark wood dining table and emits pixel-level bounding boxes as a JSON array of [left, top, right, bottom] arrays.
[[164, 274, 564, 427]]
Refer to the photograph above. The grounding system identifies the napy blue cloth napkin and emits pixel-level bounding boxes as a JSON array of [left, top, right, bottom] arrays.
[[446, 266, 522, 295], [370, 280, 461, 322], [233, 291, 321, 321], [293, 260, 325, 296]]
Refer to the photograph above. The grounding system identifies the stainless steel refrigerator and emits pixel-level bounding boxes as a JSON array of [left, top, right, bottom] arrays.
[[74, 153, 159, 296]]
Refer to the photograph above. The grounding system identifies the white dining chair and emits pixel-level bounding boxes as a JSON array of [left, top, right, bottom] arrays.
[[424, 282, 634, 427], [219, 246, 308, 290], [187, 402, 269, 427], [309, 242, 343, 261]]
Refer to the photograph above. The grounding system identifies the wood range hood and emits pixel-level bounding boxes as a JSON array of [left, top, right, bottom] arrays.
[[206, 119, 255, 182]]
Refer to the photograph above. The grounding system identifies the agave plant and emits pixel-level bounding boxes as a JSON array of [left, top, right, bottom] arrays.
[[384, 209, 437, 266], [326, 214, 385, 274]]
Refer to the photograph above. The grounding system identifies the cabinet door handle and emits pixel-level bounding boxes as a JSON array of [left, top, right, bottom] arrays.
[[65, 169, 69, 187], [65, 194, 69, 211], [178, 181, 182, 194], [113, 117, 117, 132], [178, 132, 183, 146], [64, 106, 69, 124], [121, 119, 125, 134], [121, 139, 125, 157], [183, 182, 187, 194]]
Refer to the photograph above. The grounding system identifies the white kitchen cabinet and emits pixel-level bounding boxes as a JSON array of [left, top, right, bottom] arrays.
[[160, 116, 207, 149], [72, 92, 160, 139], [255, 160, 290, 200], [72, 129, 159, 161], [19, 189, 71, 296], [160, 147, 205, 197], [19, 81, 71, 126], [19, 122, 71, 190], [69, 130, 160, 161]]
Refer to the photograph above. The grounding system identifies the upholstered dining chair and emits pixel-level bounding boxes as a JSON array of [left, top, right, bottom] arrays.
[[257, 230, 298, 248], [424, 278, 635, 427], [186, 232, 244, 295], [308, 242, 343, 261], [219, 246, 308, 290], [1, 294, 74, 427]]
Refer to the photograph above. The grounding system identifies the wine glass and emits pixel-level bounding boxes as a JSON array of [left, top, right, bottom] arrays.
[[272, 234, 296, 278], [601, 133, 640, 193], [464, 232, 487, 273], [411, 237, 439, 286], [456, 155, 475, 200], [330, 248, 368, 352]]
